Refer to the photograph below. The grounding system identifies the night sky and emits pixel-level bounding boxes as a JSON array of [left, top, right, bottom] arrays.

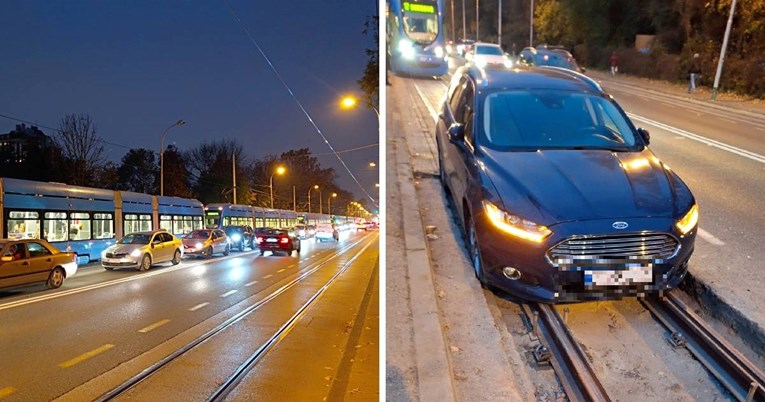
[[0, 1, 379, 203]]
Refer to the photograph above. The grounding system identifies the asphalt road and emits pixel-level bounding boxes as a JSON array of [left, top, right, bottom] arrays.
[[0, 229, 378, 401]]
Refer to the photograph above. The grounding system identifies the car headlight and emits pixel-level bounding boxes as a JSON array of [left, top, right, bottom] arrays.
[[195, 242, 204, 250], [399, 39, 415, 60], [231, 234, 241, 242], [675, 204, 699, 235], [483, 200, 552, 243], [434, 46, 444, 58], [503, 59, 513, 68], [475, 58, 487, 68], [130, 249, 142, 258]]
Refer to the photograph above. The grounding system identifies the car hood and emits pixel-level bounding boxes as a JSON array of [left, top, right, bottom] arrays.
[[107, 244, 146, 254], [182, 238, 209, 246], [481, 148, 694, 225], [474, 54, 507, 64]]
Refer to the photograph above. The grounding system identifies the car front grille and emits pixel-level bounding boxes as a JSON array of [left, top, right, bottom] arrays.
[[547, 233, 679, 265], [105, 253, 127, 258]]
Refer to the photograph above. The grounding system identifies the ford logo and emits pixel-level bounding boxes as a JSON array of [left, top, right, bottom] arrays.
[[612, 221, 629, 230]]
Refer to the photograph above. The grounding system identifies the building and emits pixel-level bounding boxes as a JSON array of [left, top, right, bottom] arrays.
[[0, 124, 60, 180]]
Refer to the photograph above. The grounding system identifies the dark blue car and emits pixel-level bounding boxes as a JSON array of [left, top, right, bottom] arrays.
[[436, 64, 698, 303]]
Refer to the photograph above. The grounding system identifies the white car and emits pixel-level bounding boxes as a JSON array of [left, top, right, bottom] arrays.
[[466, 43, 512, 68], [315, 224, 338, 243]]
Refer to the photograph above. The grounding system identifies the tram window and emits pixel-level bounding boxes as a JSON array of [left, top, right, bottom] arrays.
[[7, 211, 40, 240], [123, 214, 150, 235], [93, 213, 114, 239], [192, 216, 203, 230], [43, 212, 68, 242], [69, 212, 91, 241]]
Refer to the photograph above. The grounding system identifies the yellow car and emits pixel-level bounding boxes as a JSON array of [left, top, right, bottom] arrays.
[[0, 239, 78, 290], [101, 229, 183, 271]]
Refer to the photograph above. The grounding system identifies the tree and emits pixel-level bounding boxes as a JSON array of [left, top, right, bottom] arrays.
[[116, 148, 157, 194], [161, 144, 193, 198], [187, 139, 249, 205], [358, 14, 379, 112], [56, 113, 106, 186], [93, 161, 119, 190]]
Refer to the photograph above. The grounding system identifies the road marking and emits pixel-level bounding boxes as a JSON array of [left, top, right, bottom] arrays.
[[414, 83, 439, 122], [0, 387, 16, 398], [629, 113, 765, 164], [719, 117, 738, 125], [658, 102, 676, 109], [263, 274, 273, 279], [698, 228, 725, 246], [189, 302, 209, 311], [287, 264, 296, 268], [59, 344, 114, 368], [220, 290, 238, 298], [245, 280, 258, 287], [138, 319, 171, 333], [277, 268, 286, 273]]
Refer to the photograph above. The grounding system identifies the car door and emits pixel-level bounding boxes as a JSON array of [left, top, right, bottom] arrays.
[[440, 76, 466, 192], [26, 241, 57, 282], [447, 78, 477, 212], [0, 243, 46, 287], [212, 230, 224, 253]]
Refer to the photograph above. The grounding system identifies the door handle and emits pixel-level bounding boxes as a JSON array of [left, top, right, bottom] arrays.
[[22, 262, 29, 266], [46, 258, 52, 262]]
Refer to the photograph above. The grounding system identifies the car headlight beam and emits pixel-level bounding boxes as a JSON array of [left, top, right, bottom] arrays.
[[675, 204, 699, 235], [483, 200, 552, 243], [130, 249, 142, 258]]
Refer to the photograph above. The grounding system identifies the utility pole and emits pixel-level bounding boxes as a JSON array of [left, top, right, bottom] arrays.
[[462, 0, 466, 41], [712, 0, 737, 101], [232, 153, 237, 204], [476, 0, 479, 41], [451, 0, 456, 41], [529, 0, 534, 47], [498, 0, 501, 47]]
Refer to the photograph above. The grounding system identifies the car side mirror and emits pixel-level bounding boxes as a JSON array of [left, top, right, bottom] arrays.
[[448, 123, 465, 142], [1, 256, 12, 262], [637, 127, 650, 145]]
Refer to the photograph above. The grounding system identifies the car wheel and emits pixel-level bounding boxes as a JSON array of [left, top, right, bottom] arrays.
[[171, 249, 181, 265], [104, 266, 114, 271], [438, 146, 451, 194], [467, 216, 487, 286], [46, 267, 65, 289], [224, 244, 230, 256], [139, 254, 152, 271], [296, 245, 301, 254], [205, 246, 213, 258], [260, 250, 265, 256]]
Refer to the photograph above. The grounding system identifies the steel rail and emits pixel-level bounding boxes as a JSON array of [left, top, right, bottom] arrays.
[[641, 294, 765, 401], [96, 234, 373, 401], [207, 238, 375, 401], [531, 303, 611, 402]]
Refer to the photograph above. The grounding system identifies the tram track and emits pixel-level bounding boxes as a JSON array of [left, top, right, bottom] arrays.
[[93, 234, 376, 401]]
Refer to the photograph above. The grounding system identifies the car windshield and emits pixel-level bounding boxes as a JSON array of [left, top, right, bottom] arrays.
[[476, 46, 502, 56], [481, 89, 638, 151], [119, 234, 151, 245], [402, 1, 438, 44], [185, 230, 210, 240], [535, 52, 579, 70]]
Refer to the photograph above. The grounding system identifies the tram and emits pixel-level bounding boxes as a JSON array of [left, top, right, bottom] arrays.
[[387, 0, 448, 76], [0, 177, 204, 263], [203, 203, 343, 230]]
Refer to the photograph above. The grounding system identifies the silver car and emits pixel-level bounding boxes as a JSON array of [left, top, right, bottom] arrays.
[[182, 229, 230, 258], [102, 229, 183, 271]]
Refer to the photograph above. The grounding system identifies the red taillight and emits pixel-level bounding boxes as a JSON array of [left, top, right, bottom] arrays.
[[71, 253, 76, 263], [279, 237, 289, 244], [256, 237, 264, 244]]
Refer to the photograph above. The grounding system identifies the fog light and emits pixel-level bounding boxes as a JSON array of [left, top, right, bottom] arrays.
[[503, 267, 522, 280]]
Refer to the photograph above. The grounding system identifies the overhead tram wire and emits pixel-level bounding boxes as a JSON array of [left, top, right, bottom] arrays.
[[222, 0, 378, 208]]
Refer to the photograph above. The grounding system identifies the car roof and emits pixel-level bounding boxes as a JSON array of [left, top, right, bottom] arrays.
[[457, 64, 602, 94]]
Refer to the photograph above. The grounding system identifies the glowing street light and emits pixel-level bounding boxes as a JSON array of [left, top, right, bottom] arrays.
[[308, 185, 319, 213], [328, 192, 338, 215], [160, 119, 185, 196], [269, 166, 286, 209], [339, 94, 378, 118]]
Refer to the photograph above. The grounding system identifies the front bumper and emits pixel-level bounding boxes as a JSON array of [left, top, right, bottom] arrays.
[[101, 257, 140, 268], [476, 214, 696, 303]]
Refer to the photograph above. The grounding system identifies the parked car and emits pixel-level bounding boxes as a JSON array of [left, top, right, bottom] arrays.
[[519, 45, 584, 73], [315, 223, 339, 242], [436, 64, 697, 303], [292, 224, 310, 239], [223, 225, 254, 251], [182, 229, 230, 258], [0, 239, 77, 290], [102, 229, 183, 271], [306, 224, 317, 237], [466, 42, 512, 68], [255, 228, 301, 256]]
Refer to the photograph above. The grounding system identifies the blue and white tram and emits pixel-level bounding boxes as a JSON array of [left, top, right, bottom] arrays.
[[204, 203, 350, 230], [0, 178, 204, 263], [387, 0, 448, 77]]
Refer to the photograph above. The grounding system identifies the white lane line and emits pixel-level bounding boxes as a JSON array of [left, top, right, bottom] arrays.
[[413, 83, 439, 122], [719, 117, 738, 125], [220, 290, 238, 298], [189, 302, 209, 311], [698, 228, 725, 246], [628, 113, 765, 164], [658, 102, 676, 109], [262, 274, 273, 279], [138, 319, 171, 334], [277, 268, 286, 273], [244, 280, 258, 287]]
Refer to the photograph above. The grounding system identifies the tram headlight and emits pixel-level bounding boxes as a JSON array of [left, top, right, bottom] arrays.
[[399, 39, 415, 60], [434, 46, 444, 58]]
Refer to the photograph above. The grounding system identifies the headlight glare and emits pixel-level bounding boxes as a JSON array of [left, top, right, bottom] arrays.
[[483, 200, 551, 243], [195, 242, 204, 250], [434, 46, 444, 58], [399, 39, 415, 60], [675, 204, 699, 235], [130, 249, 142, 258]]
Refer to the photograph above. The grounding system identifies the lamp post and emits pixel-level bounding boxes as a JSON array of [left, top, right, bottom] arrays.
[[328, 193, 337, 216], [340, 95, 379, 119], [308, 185, 319, 213], [269, 166, 286, 209], [319, 189, 323, 214], [160, 119, 185, 196]]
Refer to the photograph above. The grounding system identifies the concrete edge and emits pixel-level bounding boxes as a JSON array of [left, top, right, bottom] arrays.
[[680, 272, 765, 358], [395, 119, 457, 401]]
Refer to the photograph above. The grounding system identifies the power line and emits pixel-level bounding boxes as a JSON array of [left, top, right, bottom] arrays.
[[222, 0, 378, 208]]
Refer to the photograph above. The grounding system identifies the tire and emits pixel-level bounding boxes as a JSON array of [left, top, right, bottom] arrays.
[[104, 266, 114, 271], [224, 244, 230, 256], [139, 254, 152, 271], [47, 267, 65, 289], [438, 146, 450, 194], [260, 250, 265, 256], [171, 249, 181, 265], [467, 216, 487, 286], [296, 245, 301, 254], [204, 246, 213, 259]]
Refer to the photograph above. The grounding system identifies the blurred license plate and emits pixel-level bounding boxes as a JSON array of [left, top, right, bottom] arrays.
[[266, 238, 278, 243], [585, 267, 652, 286], [103, 258, 118, 263]]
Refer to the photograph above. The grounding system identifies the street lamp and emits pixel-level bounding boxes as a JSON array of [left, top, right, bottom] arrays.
[[308, 185, 319, 213], [369, 162, 376, 167], [160, 119, 185, 196], [339, 94, 379, 119], [269, 166, 286, 209], [328, 192, 337, 215]]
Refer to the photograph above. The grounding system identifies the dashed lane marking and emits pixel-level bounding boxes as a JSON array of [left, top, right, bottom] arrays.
[[0, 387, 16, 398], [189, 302, 209, 311], [245, 280, 258, 287], [138, 319, 171, 334], [263, 274, 273, 279], [287, 264, 296, 268], [698, 228, 725, 246], [59, 344, 115, 368], [220, 290, 238, 298], [277, 269, 285, 273]]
